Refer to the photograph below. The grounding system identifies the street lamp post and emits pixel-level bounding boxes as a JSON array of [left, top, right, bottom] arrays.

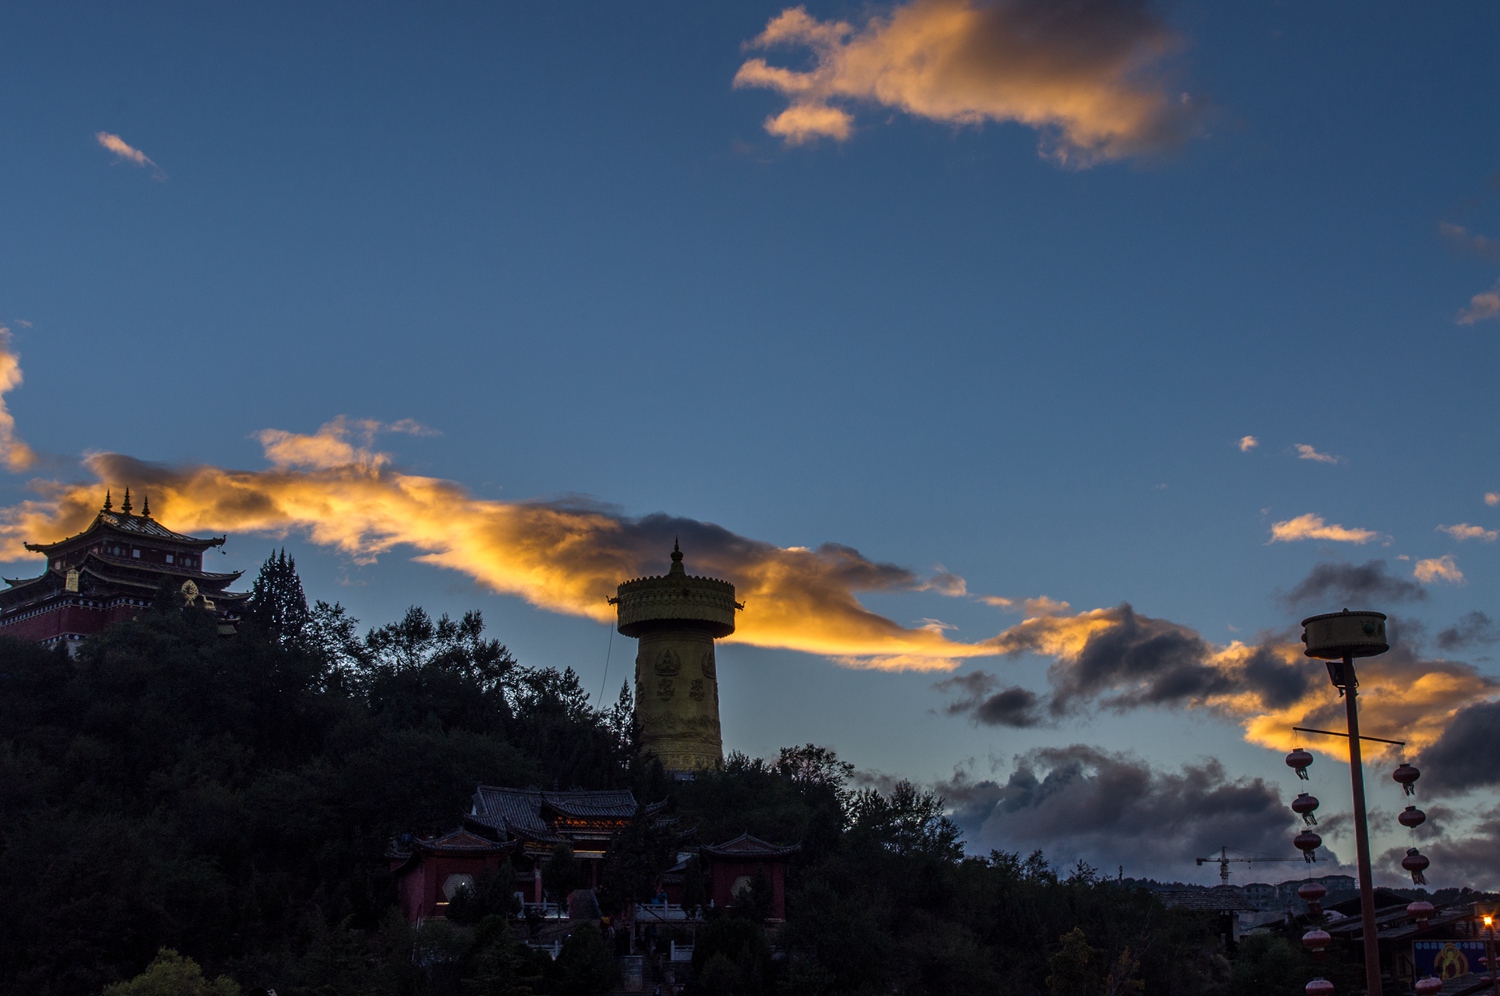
[[1301, 609, 1391, 996], [1484, 913, 1498, 996]]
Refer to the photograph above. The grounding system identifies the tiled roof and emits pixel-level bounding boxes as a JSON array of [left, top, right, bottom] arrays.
[[385, 827, 515, 865], [84, 553, 245, 585], [470, 787, 642, 843], [26, 511, 227, 553], [701, 833, 801, 859], [416, 828, 513, 855]]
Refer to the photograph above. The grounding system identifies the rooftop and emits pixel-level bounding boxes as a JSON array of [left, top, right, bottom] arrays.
[[26, 492, 227, 554]]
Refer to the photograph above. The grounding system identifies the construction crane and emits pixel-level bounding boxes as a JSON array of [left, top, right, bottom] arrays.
[[1195, 847, 1301, 886]]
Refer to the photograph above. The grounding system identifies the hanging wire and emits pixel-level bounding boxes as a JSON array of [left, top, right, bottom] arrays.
[[598, 622, 615, 705]]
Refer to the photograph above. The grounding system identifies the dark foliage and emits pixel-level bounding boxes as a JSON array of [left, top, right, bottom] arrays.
[[244, 550, 312, 648], [0, 589, 628, 996], [0, 573, 1263, 996]]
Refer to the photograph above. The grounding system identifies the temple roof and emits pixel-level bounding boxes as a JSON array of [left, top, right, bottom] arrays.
[[469, 786, 658, 845], [389, 827, 515, 858], [700, 833, 801, 860], [4, 553, 244, 592], [385, 827, 517, 871], [0, 560, 249, 615], [26, 498, 227, 555]]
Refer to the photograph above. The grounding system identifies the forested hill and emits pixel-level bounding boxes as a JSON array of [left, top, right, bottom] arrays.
[[0, 556, 1303, 996]]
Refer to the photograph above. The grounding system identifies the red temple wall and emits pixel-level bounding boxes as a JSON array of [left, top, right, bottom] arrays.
[[708, 860, 787, 920], [0, 599, 204, 646], [393, 852, 507, 922]]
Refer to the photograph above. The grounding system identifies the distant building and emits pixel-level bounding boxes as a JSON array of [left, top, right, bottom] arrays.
[[389, 786, 800, 928], [697, 833, 799, 922], [468, 786, 661, 905], [388, 787, 662, 922], [0, 490, 249, 652], [386, 827, 518, 924]]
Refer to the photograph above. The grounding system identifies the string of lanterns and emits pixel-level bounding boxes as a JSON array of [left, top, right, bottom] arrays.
[[1283, 748, 1441, 995]]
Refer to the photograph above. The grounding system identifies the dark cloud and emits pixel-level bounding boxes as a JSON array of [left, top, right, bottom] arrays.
[[1043, 604, 1317, 716], [1238, 644, 1316, 709], [1281, 560, 1427, 610], [1436, 611, 1499, 652], [935, 671, 1044, 727], [1049, 605, 1225, 712], [1419, 700, 1500, 794], [942, 746, 1301, 880], [1378, 806, 1500, 891]]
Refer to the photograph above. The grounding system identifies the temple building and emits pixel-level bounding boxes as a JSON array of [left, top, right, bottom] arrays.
[[467, 786, 662, 905], [611, 542, 741, 774], [388, 785, 800, 927], [0, 490, 250, 652], [388, 786, 664, 922]]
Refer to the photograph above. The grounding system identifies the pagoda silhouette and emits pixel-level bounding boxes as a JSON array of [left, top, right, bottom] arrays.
[[0, 489, 249, 653]]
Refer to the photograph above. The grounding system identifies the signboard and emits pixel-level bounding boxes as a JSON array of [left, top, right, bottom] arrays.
[[1413, 940, 1488, 980]]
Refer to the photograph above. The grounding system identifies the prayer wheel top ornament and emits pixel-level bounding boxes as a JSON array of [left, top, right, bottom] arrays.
[[612, 541, 742, 775]]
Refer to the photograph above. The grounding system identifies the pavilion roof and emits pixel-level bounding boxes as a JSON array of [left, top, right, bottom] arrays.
[[26, 507, 227, 555], [701, 832, 801, 860], [469, 786, 653, 844], [4, 555, 245, 592], [385, 827, 516, 870]]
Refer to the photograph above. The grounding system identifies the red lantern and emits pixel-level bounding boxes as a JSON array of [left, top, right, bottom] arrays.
[[1401, 847, 1429, 885], [1415, 976, 1443, 995], [1287, 748, 1314, 780], [1393, 762, 1420, 796], [1295, 830, 1322, 862], [1302, 929, 1331, 961], [1305, 978, 1334, 996], [1399, 805, 1426, 829], [1292, 793, 1321, 826], [1298, 882, 1327, 903], [1407, 900, 1435, 925]]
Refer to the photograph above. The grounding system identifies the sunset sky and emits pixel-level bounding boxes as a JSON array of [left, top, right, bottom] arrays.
[[1, 1, 1496, 887]]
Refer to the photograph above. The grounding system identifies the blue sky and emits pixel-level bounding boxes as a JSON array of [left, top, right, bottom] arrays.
[[1, 1, 1496, 885]]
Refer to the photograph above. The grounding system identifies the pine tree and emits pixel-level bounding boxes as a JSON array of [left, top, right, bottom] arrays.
[[245, 548, 311, 647]]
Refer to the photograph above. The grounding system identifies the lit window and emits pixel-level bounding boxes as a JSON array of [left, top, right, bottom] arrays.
[[165, 554, 174, 564], [442, 874, 475, 901], [132, 549, 140, 558]]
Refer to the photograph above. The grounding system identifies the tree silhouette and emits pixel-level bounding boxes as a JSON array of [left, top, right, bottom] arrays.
[[244, 549, 311, 647]]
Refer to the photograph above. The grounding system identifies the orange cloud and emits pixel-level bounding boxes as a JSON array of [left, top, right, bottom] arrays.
[[977, 594, 1070, 616], [1269, 513, 1378, 545], [95, 131, 164, 178], [1414, 555, 1463, 585], [1486, 492, 1499, 507], [0, 343, 1491, 755], [968, 603, 1499, 754], [0, 419, 1009, 670], [733, 0, 1197, 165], [1238, 435, 1258, 452], [0, 330, 36, 472], [1439, 523, 1498, 543], [1237, 649, 1496, 756]]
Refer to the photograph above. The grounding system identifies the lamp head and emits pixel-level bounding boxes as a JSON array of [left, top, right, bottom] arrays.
[[1301, 609, 1389, 659]]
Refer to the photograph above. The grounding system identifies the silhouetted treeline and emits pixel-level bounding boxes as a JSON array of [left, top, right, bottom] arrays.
[[0, 557, 1307, 996]]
